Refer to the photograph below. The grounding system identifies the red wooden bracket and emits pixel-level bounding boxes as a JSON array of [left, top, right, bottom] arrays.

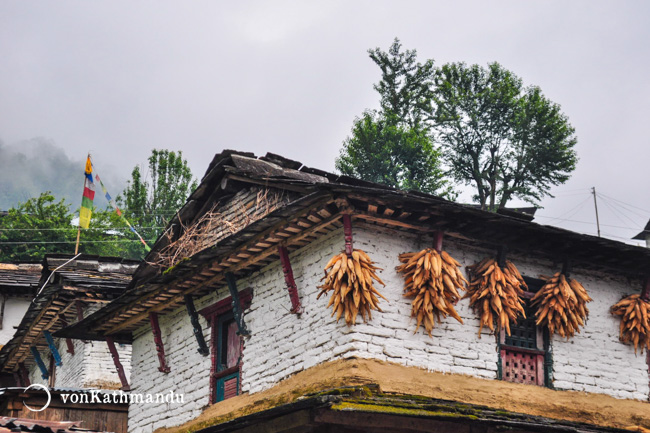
[[641, 278, 650, 302], [343, 214, 353, 257], [75, 300, 88, 343], [75, 300, 84, 321], [58, 314, 75, 355], [278, 246, 303, 314], [433, 231, 444, 252], [18, 362, 30, 386], [106, 336, 130, 391], [13, 371, 22, 387], [150, 312, 171, 373]]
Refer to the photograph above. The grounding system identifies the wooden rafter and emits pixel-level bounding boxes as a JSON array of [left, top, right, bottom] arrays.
[[103, 211, 342, 336]]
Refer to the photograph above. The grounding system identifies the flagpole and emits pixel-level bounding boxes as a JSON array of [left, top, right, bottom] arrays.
[[74, 228, 81, 254]]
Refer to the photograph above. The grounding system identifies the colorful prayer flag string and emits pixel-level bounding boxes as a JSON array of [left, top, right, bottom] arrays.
[[78, 155, 95, 229], [94, 171, 151, 252]]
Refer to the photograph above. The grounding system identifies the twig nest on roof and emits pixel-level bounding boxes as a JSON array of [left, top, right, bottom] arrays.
[[318, 249, 386, 326], [396, 248, 467, 337]]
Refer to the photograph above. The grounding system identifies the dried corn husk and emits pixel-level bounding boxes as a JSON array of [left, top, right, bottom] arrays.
[[531, 272, 591, 338], [397, 248, 467, 336], [318, 249, 386, 325], [611, 294, 650, 354], [464, 258, 527, 336]]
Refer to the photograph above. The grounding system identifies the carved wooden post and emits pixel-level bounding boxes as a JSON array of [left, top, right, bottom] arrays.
[[18, 362, 30, 386], [30, 347, 49, 380], [43, 331, 62, 366], [342, 214, 353, 257], [641, 277, 650, 302], [58, 314, 75, 355], [149, 313, 171, 373], [106, 336, 130, 391], [185, 295, 209, 356], [225, 273, 250, 336], [433, 231, 444, 252], [278, 246, 302, 314]]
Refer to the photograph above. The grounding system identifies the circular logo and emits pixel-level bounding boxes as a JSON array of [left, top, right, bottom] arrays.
[[22, 384, 51, 412]]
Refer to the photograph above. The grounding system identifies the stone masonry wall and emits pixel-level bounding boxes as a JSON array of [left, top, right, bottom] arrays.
[[27, 305, 131, 390], [128, 223, 650, 432]]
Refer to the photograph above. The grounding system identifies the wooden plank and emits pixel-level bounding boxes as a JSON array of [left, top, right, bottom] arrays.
[[105, 212, 343, 335]]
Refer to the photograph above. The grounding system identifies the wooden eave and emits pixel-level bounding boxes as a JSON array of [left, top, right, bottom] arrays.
[[59, 179, 650, 344], [0, 269, 133, 373]]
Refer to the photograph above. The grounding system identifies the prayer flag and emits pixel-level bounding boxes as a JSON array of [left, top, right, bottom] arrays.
[[79, 156, 95, 229]]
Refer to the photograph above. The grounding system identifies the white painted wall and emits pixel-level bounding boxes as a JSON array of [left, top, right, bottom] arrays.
[[127, 224, 650, 432], [26, 306, 131, 390], [0, 296, 31, 346]]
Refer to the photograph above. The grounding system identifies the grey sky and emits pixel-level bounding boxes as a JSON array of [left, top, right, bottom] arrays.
[[1, 1, 648, 245]]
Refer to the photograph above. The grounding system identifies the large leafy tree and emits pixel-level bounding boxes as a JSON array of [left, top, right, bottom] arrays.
[[336, 39, 454, 197], [433, 62, 578, 210], [0, 192, 136, 262], [118, 149, 197, 257]]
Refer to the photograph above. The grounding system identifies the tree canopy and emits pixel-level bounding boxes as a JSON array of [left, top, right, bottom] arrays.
[[433, 62, 577, 210], [0, 192, 134, 262], [118, 149, 197, 258], [336, 39, 454, 198], [0, 149, 198, 262]]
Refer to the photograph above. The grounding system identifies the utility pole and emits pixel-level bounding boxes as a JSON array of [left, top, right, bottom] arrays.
[[591, 187, 601, 237]]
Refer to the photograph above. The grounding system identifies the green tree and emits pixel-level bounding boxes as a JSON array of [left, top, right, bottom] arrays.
[[0, 192, 75, 261], [118, 149, 197, 258], [0, 193, 137, 262], [433, 62, 578, 210], [337, 39, 454, 197]]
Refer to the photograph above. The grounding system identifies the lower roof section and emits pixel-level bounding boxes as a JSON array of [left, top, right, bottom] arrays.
[[154, 358, 650, 433]]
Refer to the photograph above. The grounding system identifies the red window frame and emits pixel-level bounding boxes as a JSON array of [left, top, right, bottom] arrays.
[[199, 288, 252, 403]]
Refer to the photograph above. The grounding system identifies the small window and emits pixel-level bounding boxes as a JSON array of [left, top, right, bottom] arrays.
[[499, 278, 550, 387], [213, 314, 241, 402], [200, 288, 252, 404]]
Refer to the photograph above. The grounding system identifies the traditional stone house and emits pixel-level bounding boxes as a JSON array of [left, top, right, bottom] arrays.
[[0, 263, 41, 348], [60, 151, 650, 433], [0, 255, 136, 391]]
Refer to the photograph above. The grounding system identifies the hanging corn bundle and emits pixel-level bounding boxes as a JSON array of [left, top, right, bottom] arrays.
[[610, 294, 650, 354], [464, 258, 527, 336], [396, 248, 467, 336], [318, 249, 387, 325], [531, 272, 592, 338]]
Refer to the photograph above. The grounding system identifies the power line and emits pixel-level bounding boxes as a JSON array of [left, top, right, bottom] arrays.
[[0, 227, 165, 232], [540, 195, 593, 224], [0, 239, 155, 245], [535, 216, 638, 231]]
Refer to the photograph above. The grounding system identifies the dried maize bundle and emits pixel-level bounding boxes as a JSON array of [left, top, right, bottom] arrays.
[[464, 258, 526, 336], [397, 248, 467, 336], [531, 272, 591, 338], [611, 294, 650, 354], [318, 249, 386, 326]]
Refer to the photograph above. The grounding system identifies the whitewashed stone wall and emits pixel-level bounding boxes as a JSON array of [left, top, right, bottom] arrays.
[[128, 223, 650, 432], [0, 296, 31, 346], [27, 306, 131, 390]]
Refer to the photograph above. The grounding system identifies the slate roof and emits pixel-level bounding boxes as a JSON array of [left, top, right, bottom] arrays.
[[0, 264, 42, 296], [0, 255, 138, 374], [57, 150, 650, 343]]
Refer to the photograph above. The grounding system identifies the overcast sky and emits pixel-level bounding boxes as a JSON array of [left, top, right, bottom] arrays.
[[1, 1, 648, 245]]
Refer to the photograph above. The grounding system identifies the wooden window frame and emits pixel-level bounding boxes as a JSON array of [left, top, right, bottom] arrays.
[[498, 277, 552, 387], [200, 288, 252, 404]]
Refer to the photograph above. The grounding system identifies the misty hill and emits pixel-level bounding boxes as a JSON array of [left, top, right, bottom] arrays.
[[0, 138, 125, 211]]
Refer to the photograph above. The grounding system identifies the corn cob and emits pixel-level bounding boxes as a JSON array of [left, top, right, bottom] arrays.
[[464, 258, 526, 336], [531, 272, 591, 339], [610, 294, 650, 354], [396, 248, 467, 336], [317, 249, 386, 326]]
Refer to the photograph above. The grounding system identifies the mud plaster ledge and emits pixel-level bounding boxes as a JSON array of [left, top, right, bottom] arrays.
[[155, 358, 650, 433]]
